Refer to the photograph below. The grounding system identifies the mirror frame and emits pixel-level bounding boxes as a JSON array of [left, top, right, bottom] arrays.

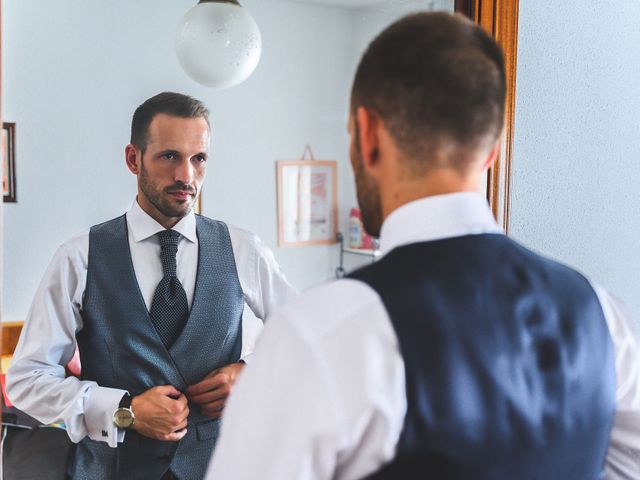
[[0, 0, 519, 433], [456, 0, 519, 233]]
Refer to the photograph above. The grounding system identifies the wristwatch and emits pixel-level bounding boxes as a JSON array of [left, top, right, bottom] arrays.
[[113, 393, 135, 429]]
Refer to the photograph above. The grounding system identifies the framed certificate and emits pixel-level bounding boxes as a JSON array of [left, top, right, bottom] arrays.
[[276, 159, 337, 246], [2, 123, 16, 203]]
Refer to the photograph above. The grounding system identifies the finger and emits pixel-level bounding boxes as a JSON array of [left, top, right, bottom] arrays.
[[163, 429, 188, 442], [201, 408, 223, 419], [177, 407, 190, 424], [174, 419, 188, 432], [176, 393, 189, 407], [200, 398, 225, 415], [186, 376, 225, 396], [154, 385, 182, 398], [189, 387, 229, 405]]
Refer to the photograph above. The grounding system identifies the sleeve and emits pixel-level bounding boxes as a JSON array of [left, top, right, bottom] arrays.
[[592, 284, 640, 478], [5, 239, 128, 447], [204, 305, 342, 480], [228, 227, 298, 363]]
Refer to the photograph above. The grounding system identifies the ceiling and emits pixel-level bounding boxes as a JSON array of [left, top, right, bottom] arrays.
[[286, 0, 384, 7], [285, 0, 442, 10]]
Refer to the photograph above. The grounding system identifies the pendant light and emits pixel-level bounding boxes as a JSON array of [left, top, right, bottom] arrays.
[[176, 0, 262, 89]]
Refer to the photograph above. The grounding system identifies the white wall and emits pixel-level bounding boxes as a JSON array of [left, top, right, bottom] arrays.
[[1, 0, 359, 321], [511, 1, 640, 316]]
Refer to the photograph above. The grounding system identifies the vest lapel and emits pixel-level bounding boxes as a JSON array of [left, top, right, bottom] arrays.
[[168, 216, 244, 385], [118, 216, 188, 388]]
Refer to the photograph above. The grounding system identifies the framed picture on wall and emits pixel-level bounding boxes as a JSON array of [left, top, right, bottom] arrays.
[[276, 159, 338, 246], [2, 123, 16, 203]]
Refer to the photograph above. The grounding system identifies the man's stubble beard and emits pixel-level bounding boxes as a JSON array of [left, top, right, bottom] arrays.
[[139, 158, 196, 219], [351, 121, 383, 238]]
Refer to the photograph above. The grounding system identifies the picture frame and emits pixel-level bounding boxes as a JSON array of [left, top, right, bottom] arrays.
[[2, 122, 16, 203], [276, 159, 337, 246]]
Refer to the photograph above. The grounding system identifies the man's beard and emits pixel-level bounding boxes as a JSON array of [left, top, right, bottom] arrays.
[[139, 160, 197, 219], [351, 122, 383, 238]]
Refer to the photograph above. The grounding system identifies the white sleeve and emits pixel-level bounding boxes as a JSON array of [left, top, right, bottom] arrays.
[[6, 237, 127, 447], [228, 226, 298, 363], [204, 304, 342, 480], [205, 280, 405, 480], [592, 284, 640, 479]]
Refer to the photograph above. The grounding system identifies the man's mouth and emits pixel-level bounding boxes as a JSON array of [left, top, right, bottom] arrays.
[[167, 190, 194, 200]]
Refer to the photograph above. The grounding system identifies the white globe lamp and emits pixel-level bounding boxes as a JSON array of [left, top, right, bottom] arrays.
[[176, 0, 262, 89]]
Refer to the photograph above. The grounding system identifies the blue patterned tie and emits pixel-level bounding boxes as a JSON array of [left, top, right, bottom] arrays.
[[150, 230, 189, 348]]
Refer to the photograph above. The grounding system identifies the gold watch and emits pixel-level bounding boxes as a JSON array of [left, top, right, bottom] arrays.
[[113, 393, 135, 429]]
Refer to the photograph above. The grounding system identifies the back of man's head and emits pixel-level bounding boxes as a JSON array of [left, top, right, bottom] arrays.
[[131, 91, 210, 153], [351, 12, 506, 174]]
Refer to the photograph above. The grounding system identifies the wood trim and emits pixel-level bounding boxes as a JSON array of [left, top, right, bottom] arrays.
[[1, 321, 23, 356], [456, 0, 519, 234]]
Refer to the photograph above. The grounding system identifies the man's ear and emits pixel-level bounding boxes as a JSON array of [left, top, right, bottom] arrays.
[[481, 139, 501, 172], [356, 106, 382, 172], [125, 144, 141, 175]]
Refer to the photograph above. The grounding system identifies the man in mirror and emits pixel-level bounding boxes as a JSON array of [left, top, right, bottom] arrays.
[[7, 91, 296, 480], [205, 12, 640, 480]]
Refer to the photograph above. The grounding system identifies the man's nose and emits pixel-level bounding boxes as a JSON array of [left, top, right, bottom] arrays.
[[174, 159, 194, 185]]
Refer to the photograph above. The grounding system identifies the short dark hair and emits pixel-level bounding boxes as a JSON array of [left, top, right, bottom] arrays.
[[351, 12, 506, 173], [130, 92, 210, 153]]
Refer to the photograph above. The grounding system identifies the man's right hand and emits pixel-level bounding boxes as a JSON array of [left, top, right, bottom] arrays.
[[130, 385, 189, 442]]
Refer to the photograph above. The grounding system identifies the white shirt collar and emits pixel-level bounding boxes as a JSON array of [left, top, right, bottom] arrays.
[[126, 199, 197, 243], [378, 192, 502, 256]]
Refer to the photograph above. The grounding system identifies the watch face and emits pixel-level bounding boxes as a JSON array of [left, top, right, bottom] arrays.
[[114, 408, 134, 429]]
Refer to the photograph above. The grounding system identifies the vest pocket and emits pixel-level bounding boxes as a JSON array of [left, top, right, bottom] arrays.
[[196, 419, 220, 441]]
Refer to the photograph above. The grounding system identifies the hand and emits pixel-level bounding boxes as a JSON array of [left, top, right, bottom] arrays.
[[186, 362, 245, 418], [131, 385, 190, 441]]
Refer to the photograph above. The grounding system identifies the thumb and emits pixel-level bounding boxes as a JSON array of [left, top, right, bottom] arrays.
[[155, 385, 182, 398]]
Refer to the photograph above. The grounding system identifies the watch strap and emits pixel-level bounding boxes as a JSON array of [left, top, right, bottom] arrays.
[[119, 393, 132, 409]]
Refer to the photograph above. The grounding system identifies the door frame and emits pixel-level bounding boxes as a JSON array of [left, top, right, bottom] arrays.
[[456, 0, 519, 233]]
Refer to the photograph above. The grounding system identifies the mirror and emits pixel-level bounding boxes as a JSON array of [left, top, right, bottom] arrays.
[[1, 0, 457, 323]]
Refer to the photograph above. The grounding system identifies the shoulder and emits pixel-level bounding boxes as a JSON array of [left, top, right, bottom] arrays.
[[224, 223, 274, 260], [57, 229, 90, 264], [276, 279, 391, 346]]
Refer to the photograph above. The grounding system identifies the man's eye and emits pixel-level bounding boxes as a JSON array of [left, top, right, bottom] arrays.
[[164, 153, 177, 160], [195, 155, 207, 163]]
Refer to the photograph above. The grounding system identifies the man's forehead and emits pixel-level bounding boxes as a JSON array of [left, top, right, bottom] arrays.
[[147, 114, 211, 142]]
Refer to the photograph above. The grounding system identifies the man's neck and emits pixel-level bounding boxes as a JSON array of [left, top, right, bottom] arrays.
[[381, 168, 481, 220], [136, 196, 183, 230]]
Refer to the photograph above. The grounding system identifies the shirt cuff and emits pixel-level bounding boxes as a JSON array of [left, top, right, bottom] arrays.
[[85, 386, 129, 448], [239, 353, 253, 364]]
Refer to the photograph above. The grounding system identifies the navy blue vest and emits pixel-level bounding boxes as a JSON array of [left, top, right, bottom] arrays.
[[71, 214, 244, 480], [349, 234, 616, 480]]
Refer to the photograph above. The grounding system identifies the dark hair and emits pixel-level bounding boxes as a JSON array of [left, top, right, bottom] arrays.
[[130, 92, 210, 153], [351, 12, 506, 173]]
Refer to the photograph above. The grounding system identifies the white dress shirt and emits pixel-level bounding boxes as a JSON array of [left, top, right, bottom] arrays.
[[6, 200, 297, 448], [206, 192, 640, 480]]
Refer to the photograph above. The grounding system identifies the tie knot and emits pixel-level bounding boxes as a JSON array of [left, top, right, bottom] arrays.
[[157, 229, 181, 247], [157, 230, 181, 277]]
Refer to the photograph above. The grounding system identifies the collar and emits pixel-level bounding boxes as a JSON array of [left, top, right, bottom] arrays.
[[126, 199, 197, 243], [378, 192, 502, 257]]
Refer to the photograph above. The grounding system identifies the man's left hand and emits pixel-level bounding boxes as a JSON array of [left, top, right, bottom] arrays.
[[186, 362, 245, 418]]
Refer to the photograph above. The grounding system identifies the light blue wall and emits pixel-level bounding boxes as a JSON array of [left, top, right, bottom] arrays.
[[511, 1, 640, 316]]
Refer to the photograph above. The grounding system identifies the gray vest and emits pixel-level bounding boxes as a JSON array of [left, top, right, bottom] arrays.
[[70, 214, 244, 480]]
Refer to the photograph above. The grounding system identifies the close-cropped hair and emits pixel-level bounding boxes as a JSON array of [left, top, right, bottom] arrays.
[[351, 12, 506, 173], [130, 91, 210, 153]]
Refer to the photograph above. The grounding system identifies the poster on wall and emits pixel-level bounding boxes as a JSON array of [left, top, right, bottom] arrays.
[[2, 122, 16, 203], [276, 156, 337, 247]]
